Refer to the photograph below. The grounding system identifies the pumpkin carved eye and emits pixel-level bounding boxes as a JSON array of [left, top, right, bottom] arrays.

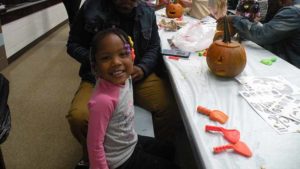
[[217, 56, 223, 63]]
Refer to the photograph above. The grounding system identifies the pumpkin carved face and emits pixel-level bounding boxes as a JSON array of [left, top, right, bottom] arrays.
[[166, 3, 183, 18], [206, 17, 247, 78]]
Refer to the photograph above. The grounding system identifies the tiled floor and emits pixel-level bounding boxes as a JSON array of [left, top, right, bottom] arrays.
[[1, 24, 82, 169]]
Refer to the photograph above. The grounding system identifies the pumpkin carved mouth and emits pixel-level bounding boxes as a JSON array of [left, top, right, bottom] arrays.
[[216, 69, 225, 72], [214, 66, 226, 74], [169, 12, 176, 14], [215, 70, 226, 76]]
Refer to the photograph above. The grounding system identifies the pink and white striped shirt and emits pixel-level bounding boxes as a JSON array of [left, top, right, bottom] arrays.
[[87, 78, 137, 169]]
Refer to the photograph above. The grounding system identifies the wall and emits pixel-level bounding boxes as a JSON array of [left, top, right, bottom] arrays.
[[1, 2, 67, 58]]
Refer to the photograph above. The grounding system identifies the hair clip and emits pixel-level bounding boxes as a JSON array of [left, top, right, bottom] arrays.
[[128, 36, 134, 48], [131, 48, 135, 61], [124, 43, 131, 52], [124, 43, 135, 60]]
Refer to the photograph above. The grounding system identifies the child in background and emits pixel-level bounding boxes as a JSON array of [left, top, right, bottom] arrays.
[[208, 0, 232, 41], [189, 0, 211, 19], [87, 28, 181, 169], [236, 0, 261, 22]]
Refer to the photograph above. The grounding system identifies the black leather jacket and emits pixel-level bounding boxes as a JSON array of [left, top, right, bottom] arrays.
[[0, 73, 11, 144], [67, 0, 163, 83]]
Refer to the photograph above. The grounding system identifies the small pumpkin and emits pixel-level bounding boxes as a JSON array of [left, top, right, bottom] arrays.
[[166, 1, 183, 18], [206, 17, 246, 78]]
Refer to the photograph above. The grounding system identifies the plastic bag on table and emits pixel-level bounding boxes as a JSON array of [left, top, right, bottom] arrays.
[[171, 21, 215, 52], [0, 74, 11, 144]]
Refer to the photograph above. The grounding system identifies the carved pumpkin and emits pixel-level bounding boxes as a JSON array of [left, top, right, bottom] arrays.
[[166, 2, 183, 18], [206, 17, 246, 78]]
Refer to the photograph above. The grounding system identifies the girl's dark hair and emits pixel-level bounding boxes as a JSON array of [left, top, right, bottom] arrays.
[[90, 28, 131, 66]]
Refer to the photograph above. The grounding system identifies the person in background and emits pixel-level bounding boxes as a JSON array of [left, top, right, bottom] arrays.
[[236, 0, 261, 22], [180, 0, 193, 7], [189, 0, 211, 19], [66, 0, 181, 168], [207, 0, 229, 41], [263, 0, 282, 22], [227, 0, 239, 9], [219, 0, 300, 68], [87, 27, 180, 169], [208, 0, 228, 19], [176, 0, 210, 19], [62, 0, 82, 25]]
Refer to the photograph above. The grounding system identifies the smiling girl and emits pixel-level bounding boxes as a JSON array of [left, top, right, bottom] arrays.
[[87, 28, 180, 169]]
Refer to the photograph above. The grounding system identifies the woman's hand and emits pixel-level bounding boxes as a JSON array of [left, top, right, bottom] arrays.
[[216, 16, 236, 37], [131, 66, 144, 82]]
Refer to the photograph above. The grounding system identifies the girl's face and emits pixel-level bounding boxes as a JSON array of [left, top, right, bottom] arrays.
[[95, 34, 133, 85]]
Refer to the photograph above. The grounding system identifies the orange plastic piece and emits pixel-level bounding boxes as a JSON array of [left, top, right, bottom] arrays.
[[168, 56, 180, 60], [197, 106, 228, 124], [213, 141, 252, 157], [205, 125, 240, 144]]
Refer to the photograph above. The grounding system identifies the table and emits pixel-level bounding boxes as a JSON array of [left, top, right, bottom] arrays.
[[156, 9, 300, 169]]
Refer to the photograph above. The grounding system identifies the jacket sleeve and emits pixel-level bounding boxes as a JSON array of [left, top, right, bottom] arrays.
[[87, 96, 114, 169], [232, 6, 300, 45], [67, 6, 91, 66], [136, 11, 161, 77]]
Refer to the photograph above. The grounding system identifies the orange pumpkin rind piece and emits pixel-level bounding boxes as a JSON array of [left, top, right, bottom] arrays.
[[197, 106, 211, 116], [209, 110, 228, 124], [197, 106, 228, 124]]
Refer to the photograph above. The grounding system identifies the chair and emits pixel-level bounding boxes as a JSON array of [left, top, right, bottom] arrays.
[[134, 106, 154, 137], [0, 74, 11, 169]]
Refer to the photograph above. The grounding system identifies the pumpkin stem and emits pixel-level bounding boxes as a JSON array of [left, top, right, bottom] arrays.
[[222, 16, 231, 43]]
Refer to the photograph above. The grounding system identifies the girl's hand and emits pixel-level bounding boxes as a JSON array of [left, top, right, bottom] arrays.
[[132, 66, 144, 82]]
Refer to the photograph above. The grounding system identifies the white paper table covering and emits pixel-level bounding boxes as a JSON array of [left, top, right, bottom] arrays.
[[156, 8, 300, 169]]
